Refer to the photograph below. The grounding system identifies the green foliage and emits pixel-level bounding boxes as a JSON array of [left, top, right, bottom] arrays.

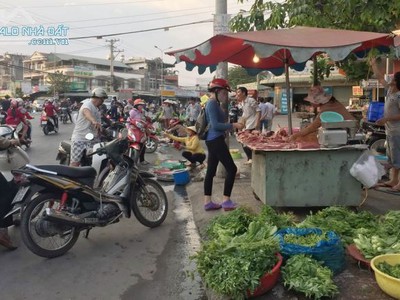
[[228, 66, 257, 90], [14, 88, 24, 98], [230, 0, 400, 82], [282, 254, 339, 299], [310, 56, 335, 85], [46, 71, 70, 96]]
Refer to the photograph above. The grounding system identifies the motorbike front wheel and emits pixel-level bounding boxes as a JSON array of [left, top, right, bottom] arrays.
[[131, 178, 168, 228], [62, 115, 68, 124], [20, 193, 80, 258], [145, 138, 158, 153]]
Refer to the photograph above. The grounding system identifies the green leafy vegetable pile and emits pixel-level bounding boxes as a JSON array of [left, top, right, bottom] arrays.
[[283, 232, 328, 247], [298, 206, 376, 245], [377, 261, 400, 279], [194, 207, 280, 299], [282, 254, 339, 299]]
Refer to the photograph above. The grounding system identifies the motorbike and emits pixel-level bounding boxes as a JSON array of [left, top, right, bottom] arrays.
[[59, 107, 70, 124], [40, 112, 58, 135], [362, 121, 386, 155], [56, 118, 125, 166], [126, 118, 148, 164], [145, 122, 159, 153], [3, 122, 32, 149], [8, 129, 168, 258]]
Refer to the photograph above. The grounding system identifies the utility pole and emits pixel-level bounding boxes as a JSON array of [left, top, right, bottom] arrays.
[[154, 45, 172, 105], [106, 39, 123, 93]]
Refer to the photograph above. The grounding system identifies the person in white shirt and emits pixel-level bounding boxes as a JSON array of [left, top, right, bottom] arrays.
[[259, 97, 276, 132], [236, 87, 260, 165], [70, 88, 107, 166]]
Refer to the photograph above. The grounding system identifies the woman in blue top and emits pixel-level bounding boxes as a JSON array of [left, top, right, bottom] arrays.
[[203, 78, 244, 211]]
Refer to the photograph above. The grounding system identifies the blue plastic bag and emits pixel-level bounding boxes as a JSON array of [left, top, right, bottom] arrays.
[[276, 228, 345, 274]]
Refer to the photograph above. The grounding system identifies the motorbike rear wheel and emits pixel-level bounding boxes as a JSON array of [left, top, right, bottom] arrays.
[[131, 178, 168, 228], [43, 125, 49, 135], [20, 193, 80, 258]]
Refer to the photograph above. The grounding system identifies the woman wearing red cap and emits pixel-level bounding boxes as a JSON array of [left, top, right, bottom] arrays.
[[203, 78, 244, 211]]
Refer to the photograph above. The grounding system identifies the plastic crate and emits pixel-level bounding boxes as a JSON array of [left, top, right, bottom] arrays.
[[367, 102, 384, 122]]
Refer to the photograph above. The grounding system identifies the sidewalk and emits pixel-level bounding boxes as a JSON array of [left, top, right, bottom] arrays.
[[186, 115, 397, 299]]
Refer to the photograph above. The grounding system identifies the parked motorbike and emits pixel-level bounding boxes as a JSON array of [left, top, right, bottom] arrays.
[[362, 121, 386, 155], [56, 119, 125, 166], [9, 129, 168, 258], [40, 112, 58, 135]]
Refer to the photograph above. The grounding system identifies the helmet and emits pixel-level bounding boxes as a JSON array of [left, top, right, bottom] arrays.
[[133, 98, 146, 107], [10, 99, 18, 108], [91, 87, 108, 99], [208, 78, 231, 92]]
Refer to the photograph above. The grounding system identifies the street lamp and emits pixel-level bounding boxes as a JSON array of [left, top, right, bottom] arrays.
[[154, 45, 172, 104]]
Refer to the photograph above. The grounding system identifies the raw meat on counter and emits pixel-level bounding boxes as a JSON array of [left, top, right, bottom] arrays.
[[236, 128, 320, 151]]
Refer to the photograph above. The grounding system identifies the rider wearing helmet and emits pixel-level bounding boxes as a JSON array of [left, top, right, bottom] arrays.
[[127, 99, 150, 165], [5, 98, 29, 143], [44, 98, 59, 130], [202, 78, 244, 212], [70, 87, 108, 166]]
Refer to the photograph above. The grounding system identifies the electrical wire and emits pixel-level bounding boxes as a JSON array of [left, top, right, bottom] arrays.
[[69, 19, 213, 40]]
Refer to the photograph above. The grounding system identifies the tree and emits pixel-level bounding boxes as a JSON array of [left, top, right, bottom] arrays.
[[228, 66, 257, 89], [46, 71, 70, 96], [230, 0, 400, 81]]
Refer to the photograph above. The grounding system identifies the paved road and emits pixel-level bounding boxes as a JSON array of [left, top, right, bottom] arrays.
[[0, 113, 205, 300]]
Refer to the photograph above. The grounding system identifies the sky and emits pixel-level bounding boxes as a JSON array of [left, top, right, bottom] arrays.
[[0, 0, 255, 87]]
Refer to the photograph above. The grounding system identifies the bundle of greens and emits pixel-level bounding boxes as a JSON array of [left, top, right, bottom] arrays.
[[298, 206, 377, 245], [282, 254, 339, 299], [205, 207, 256, 240], [283, 232, 328, 247], [195, 211, 280, 299], [377, 261, 400, 279]]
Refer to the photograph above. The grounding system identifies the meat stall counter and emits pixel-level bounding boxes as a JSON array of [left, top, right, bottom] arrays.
[[238, 123, 367, 207]]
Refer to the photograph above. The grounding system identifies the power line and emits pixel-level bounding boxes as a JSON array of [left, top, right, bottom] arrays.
[[71, 11, 211, 30], [38, 5, 215, 25], [69, 19, 213, 40]]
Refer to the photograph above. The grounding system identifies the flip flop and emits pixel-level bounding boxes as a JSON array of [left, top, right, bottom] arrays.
[[374, 182, 394, 188], [374, 187, 400, 195]]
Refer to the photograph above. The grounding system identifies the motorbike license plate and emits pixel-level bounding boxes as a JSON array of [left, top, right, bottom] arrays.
[[12, 186, 30, 205], [41, 121, 47, 125]]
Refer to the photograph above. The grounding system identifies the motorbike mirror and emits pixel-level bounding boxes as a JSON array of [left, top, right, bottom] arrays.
[[119, 128, 128, 139], [85, 132, 94, 140]]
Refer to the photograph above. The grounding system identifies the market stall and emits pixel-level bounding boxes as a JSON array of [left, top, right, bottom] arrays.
[[237, 128, 367, 207]]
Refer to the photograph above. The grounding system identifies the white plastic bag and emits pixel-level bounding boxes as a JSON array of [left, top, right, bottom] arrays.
[[350, 151, 386, 188]]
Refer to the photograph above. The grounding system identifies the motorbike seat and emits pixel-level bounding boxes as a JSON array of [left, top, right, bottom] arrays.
[[34, 165, 97, 179]]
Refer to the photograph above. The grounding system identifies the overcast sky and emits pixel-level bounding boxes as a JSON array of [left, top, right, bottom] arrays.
[[1, 0, 255, 86]]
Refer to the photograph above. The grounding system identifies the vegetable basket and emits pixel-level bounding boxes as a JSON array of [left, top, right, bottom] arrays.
[[346, 243, 371, 268], [247, 253, 283, 298], [370, 254, 400, 299], [276, 228, 345, 274]]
